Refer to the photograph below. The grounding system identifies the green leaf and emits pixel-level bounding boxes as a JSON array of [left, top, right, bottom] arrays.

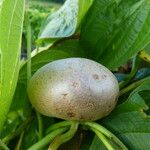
[[103, 0, 150, 69], [80, 0, 117, 58], [78, 0, 94, 26], [145, 43, 150, 55], [10, 82, 27, 111], [90, 82, 150, 150], [90, 136, 120, 150], [0, 0, 25, 131], [38, 0, 93, 44], [80, 0, 150, 69], [90, 137, 107, 150], [49, 39, 86, 57]]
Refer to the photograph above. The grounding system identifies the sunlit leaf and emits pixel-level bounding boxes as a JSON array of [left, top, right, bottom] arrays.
[[0, 0, 25, 131], [38, 0, 93, 44]]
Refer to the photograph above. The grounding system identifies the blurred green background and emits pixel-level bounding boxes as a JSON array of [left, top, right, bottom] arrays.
[[22, 0, 65, 57]]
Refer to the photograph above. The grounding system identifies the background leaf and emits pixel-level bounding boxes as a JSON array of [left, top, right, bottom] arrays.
[[10, 82, 27, 111], [0, 0, 25, 131], [80, 0, 150, 69], [145, 43, 150, 55], [38, 0, 93, 43]]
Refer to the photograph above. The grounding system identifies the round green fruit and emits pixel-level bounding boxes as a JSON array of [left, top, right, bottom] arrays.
[[27, 58, 119, 121]]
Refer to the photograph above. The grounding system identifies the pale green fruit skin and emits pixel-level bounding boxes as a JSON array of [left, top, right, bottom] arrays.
[[28, 58, 119, 121]]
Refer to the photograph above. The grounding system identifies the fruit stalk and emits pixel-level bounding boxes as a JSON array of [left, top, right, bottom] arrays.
[[48, 121, 79, 150], [28, 127, 68, 150], [92, 128, 115, 150], [82, 122, 128, 150], [46, 121, 73, 134], [119, 76, 150, 96]]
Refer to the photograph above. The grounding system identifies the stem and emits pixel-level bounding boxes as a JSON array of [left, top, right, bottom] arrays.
[[119, 56, 141, 89], [14, 131, 25, 150], [119, 76, 150, 96], [0, 140, 10, 150], [46, 121, 72, 134], [2, 117, 33, 143], [82, 122, 128, 150], [25, 7, 43, 141], [91, 128, 115, 150], [36, 46, 39, 54], [36, 112, 43, 140], [25, 10, 32, 82], [28, 127, 68, 150], [48, 121, 79, 150]]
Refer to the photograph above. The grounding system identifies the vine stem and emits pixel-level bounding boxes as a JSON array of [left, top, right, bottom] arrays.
[[25, 5, 43, 141], [46, 121, 72, 134], [48, 121, 79, 150], [28, 127, 68, 150], [36, 112, 43, 140], [0, 140, 10, 150], [119, 76, 150, 96], [25, 4, 31, 83], [91, 128, 115, 150], [82, 122, 128, 150], [119, 55, 141, 89], [14, 131, 25, 150]]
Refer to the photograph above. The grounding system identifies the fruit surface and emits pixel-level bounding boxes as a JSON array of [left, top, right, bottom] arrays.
[[28, 58, 119, 121]]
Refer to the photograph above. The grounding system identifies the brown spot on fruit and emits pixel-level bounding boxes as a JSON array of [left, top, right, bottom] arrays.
[[62, 93, 68, 98], [67, 112, 75, 117], [86, 102, 94, 108], [93, 74, 99, 80], [72, 82, 79, 88]]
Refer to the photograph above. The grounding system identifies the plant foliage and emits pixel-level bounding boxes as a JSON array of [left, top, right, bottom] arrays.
[[0, 0, 25, 131], [0, 0, 150, 149]]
